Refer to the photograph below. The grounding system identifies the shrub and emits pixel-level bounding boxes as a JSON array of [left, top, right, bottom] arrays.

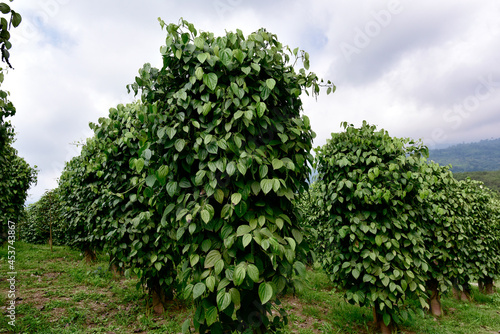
[[124, 18, 333, 333], [20, 189, 64, 246], [312, 121, 431, 332]]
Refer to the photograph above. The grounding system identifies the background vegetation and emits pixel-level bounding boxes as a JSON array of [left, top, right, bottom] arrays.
[[453, 170, 500, 193], [428, 138, 500, 173]]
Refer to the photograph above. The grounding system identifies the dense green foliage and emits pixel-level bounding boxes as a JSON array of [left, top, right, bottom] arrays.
[[420, 163, 475, 314], [48, 19, 334, 333], [57, 135, 113, 256], [300, 122, 500, 332], [0, 1, 21, 68], [15, 12, 498, 333], [294, 180, 321, 261], [0, 137, 37, 239], [428, 138, 500, 173], [0, 2, 37, 243], [453, 169, 500, 193], [0, 0, 22, 153], [125, 19, 332, 333], [20, 189, 64, 245], [297, 122, 500, 334], [458, 179, 500, 286], [311, 122, 431, 327]]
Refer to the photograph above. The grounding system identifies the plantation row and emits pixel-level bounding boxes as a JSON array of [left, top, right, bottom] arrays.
[[297, 122, 500, 333], [15, 20, 500, 334], [19, 19, 332, 334]]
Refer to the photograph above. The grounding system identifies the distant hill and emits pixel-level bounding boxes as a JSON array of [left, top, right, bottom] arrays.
[[428, 138, 500, 173], [453, 170, 500, 193]]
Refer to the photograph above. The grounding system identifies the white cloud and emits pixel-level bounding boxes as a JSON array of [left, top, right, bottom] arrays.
[[3, 0, 500, 203]]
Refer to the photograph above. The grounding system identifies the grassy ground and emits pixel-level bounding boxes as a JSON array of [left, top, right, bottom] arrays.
[[1, 242, 499, 334]]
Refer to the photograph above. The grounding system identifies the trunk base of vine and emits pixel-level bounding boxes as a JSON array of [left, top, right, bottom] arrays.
[[109, 263, 123, 278], [479, 278, 495, 295], [152, 289, 164, 314], [150, 286, 173, 315], [484, 282, 494, 294], [427, 279, 443, 317], [84, 248, 97, 263], [379, 320, 393, 334], [452, 285, 470, 301], [373, 308, 394, 334]]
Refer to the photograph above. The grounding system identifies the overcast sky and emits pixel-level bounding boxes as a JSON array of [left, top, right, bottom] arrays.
[[4, 0, 500, 203]]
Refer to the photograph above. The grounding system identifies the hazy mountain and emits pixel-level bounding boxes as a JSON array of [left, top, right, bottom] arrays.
[[428, 138, 500, 173]]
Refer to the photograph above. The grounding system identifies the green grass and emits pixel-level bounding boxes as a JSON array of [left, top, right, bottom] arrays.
[[1, 243, 500, 333], [0, 242, 190, 333]]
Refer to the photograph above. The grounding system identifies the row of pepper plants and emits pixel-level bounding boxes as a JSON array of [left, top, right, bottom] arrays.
[[22, 19, 334, 334], [299, 121, 500, 334], [20, 17, 500, 334]]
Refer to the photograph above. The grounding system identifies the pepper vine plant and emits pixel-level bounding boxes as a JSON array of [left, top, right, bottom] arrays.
[[56, 138, 109, 262], [89, 101, 181, 303], [20, 188, 64, 247], [419, 163, 474, 316], [123, 18, 334, 333], [311, 121, 432, 333], [458, 178, 500, 294], [0, 139, 37, 240]]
